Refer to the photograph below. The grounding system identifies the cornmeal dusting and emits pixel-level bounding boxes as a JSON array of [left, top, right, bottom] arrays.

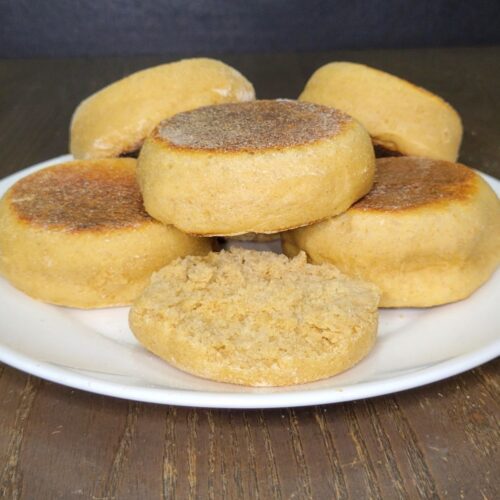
[[355, 157, 476, 211], [9, 160, 152, 231], [157, 99, 350, 151]]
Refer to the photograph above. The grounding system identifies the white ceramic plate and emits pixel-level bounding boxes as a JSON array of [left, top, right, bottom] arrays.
[[0, 155, 499, 409]]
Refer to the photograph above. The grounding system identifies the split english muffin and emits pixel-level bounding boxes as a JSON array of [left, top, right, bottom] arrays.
[[129, 248, 380, 386], [0, 159, 212, 308], [137, 99, 376, 236], [299, 62, 463, 161], [70, 58, 255, 160], [282, 156, 500, 307]]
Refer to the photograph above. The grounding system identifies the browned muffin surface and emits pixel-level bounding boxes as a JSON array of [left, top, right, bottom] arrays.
[[355, 157, 476, 212], [158, 99, 350, 152], [9, 159, 151, 231]]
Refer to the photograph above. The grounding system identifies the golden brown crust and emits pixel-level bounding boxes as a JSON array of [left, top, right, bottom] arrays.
[[354, 157, 476, 212], [69, 58, 256, 160], [8, 159, 152, 232], [299, 61, 463, 162], [156, 99, 351, 152], [138, 104, 375, 236], [0, 158, 213, 308], [282, 157, 499, 308]]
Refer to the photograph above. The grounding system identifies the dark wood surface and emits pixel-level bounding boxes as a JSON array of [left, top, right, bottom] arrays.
[[0, 47, 499, 499]]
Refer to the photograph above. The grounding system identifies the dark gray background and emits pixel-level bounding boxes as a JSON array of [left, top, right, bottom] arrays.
[[2, 0, 500, 58]]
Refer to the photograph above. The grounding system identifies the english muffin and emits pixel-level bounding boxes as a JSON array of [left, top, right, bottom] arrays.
[[70, 58, 255, 160], [0, 159, 212, 308], [283, 157, 500, 307], [137, 99, 375, 236], [129, 248, 380, 386], [299, 62, 463, 161]]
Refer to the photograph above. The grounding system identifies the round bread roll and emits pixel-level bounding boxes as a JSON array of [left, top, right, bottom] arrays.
[[299, 62, 463, 161], [137, 99, 376, 236], [282, 157, 500, 308], [129, 248, 380, 386], [0, 159, 212, 308], [70, 58, 255, 160]]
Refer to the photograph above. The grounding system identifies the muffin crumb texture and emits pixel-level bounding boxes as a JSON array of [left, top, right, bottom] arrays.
[[130, 248, 380, 386]]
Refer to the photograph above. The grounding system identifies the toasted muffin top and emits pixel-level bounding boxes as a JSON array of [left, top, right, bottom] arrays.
[[7, 159, 152, 231], [355, 157, 477, 212], [156, 99, 351, 152]]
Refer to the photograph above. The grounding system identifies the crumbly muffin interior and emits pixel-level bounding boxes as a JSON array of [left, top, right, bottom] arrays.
[[133, 249, 380, 374]]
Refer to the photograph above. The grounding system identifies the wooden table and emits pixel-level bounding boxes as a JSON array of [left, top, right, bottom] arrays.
[[0, 48, 499, 499]]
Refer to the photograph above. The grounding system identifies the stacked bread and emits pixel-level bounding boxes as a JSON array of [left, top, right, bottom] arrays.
[[0, 58, 498, 387], [0, 58, 254, 307], [282, 156, 500, 307], [289, 62, 499, 307], [299, 62, 463, 161], [136, 99, 376, 235], [131, 98, 380, 386], [0, 159, 212, 308]]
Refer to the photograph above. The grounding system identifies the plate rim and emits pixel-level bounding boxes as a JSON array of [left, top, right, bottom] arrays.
[[0, 337, 498, 409], [0, 155, 499, 409]]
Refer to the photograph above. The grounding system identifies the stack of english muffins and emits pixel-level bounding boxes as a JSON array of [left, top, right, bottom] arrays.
[[0, 58, 498, 386]]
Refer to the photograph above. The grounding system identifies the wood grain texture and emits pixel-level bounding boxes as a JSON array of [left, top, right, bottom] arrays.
[[0, 48, 499, 499]]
